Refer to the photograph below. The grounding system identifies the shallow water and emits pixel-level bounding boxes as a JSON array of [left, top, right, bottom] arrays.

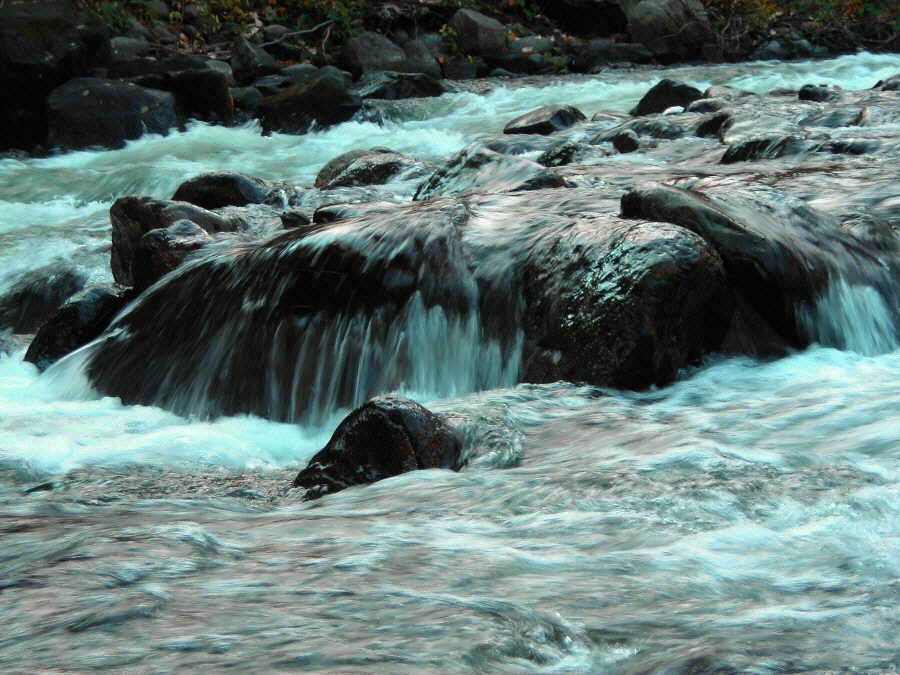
[[1, 52, 899, 672]]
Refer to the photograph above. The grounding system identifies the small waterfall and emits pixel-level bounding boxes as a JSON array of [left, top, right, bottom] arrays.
[[800, 279, 899, 355]]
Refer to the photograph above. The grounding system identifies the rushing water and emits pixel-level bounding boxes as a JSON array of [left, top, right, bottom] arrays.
[[1, 53, 899, 672]]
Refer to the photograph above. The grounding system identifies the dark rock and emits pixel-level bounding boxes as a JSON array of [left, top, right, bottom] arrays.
[[110, 36, 151, 62], [632, 79, 703, 116], [799, 84, 840, 102], [402, 39, 442, 79], [687, 97, 725, 113], [880, 74, 900, 91], [414, 145, 567, 200], [291, 395, 464, 500], [230, 37, 280, 84], [537, 142, 610, 167], [25, 284, 133, 371], [315, 65, 354, 90], [0, 266, 90, 334], [573, 39, 653, 71], [231, 86, 263, 111], [442, 58, 478, 80], [280, 210, 312, 229], [0, 331, 30, 355], [448, 9, 507, 56], [703, 85, 753, 100], [164, 69, 234, 124], [282, 63, 320, 83], [46, 78, 176, 151], [813, 139, 880, 156], [172, 172, 271, 210], [342, 32, 407, 76], [256, 76, 363, 135], [721, 136, 808, 163], [132, 220, 212, 290], [751, 39, 788, 60], [624, 0, 713, 61], [316, 150, 430, 189], [542, 0, 629, 34], [110, 196, 243, 286], [593, 117, 686, 143], [503, 105, 587, 135], [695, 111, 733, 138], [0, 0, 110, 150], [620, 183, 891, 346], [251, 74, 294, 96], [612, 129, 641, 153], [356, 71, 445, 100]]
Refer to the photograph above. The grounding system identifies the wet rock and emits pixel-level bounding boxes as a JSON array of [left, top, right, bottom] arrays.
[[0, 331, 30, 356], [448, 9, 507, 56], [46, 78, 176, 151], [163, 69, 234, 125], [132, 220, 212, 291], [230, 37, 280, 84], [537, 142, 610, 167], [231, 86, 263, 111], [612, 129, 641, 153], [316, 149, 431, 189], [291, 395, 464, 500], [620, 183, 889, 346], [503, 105, 587, 135], [879, 74, 900, 91], [256, 76, 363, 135], [625, 0, 712, 61], [687, 97, 725, 113], [695, 111, 733, 138], [632, 79, 703, 116], [343, 32, 407, 76], [721, 136, 808, 163], [414, 145, 567, 200], [442, 58, 479, 80], [110, 196, 243, 286], [703, 85, 753, 100], [813, 139, 880, 156], [799, 84, 839, 102], [542, 0, 629, 34], [573, 39, 654, 72], [280, 210, 312, 229], [0, 0, 110, 150], [173, 172, 272, 210], [0, 266, 90, 334], [751, 40, 788, 60], [25, 284, 133, 371], [356, 71, 445, 100], [593, 117, 686, 142]]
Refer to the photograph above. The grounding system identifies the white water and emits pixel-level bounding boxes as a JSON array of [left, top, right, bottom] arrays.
[[1, 52, 899, 672]]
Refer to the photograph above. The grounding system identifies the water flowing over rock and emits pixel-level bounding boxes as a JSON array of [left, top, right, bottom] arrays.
[[292, 395, 464, 500], [256, 76, 363, 135], [503, 105, 587, 136], [315, 149, 431, 189], [355, 71, 445, 100], [0, 266, 90, 334], [172, 172, 272, 210]]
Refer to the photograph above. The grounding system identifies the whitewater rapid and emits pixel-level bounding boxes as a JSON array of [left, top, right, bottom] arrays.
[[1, 52, 899, 672]]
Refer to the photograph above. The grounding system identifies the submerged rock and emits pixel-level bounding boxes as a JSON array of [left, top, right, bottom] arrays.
[[25, 284, 133, 371], [355, 71, 444, 100], [632, 79, 703, 116], [503, 105, 587, 136], [721, 136, 808, 163], [292, 395, 464, 500], [0, 266, 90, 334]]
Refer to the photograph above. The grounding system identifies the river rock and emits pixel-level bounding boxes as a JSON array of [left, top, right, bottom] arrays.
[[721, 136, 808, 163], [414, 145, 567, 200], [504, 105, 587, 135], [316, 149, 430, 189], [632, 79, 703, 116], [448, 9, 507, 56], [46, 78, 176, 151], [799, 84, 840, 102], [0, 0, 110, 151], [110, 196, 243, 286], [402, 39, 442, 79], [132, 220, 212, 291], [687, 97, 725, 113], [612, 129, 641, 152], [695, 111, 733, 138], [291, 395, 464, 500], [161, 69, 234, 125], [173, 172, 272, 210], [0, 266, 90, 334], [537, 142, 611, 167], [542, 0, 629, 34], [624, 0, 712, 61], [25, 284, 133, 371], [230, 37, 280, 84], [110, 36, 152, 62], [356, 71, 445, 100], [256, 76, 363, 135], [343, 32, 407, 76], [619, 183, 891, 346], [573, 39, 654, 72]]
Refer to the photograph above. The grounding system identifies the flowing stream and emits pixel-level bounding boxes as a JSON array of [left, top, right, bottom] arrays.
[[1, 53, 899, 672]]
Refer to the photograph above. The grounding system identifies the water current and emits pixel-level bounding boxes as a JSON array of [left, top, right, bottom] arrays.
[[1, 53, 898, 672]]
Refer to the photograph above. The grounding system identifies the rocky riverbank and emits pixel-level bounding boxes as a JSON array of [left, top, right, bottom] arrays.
[[3, 0, 883, 156]]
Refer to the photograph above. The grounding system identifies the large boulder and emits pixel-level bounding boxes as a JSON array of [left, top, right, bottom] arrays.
[[0, 266, 90, 334], [448, 9, 507, 56], [624, 0, 712, 61], [402, 39, 442, 79], [414, 145, 567, 200], [256, 76, 363, 135], [110, 196, 243, 286], [315, 149, 431, 189], [503, 105, 587, 135], [541, 0, 629, 34], [0, 0, 110, 150], [25, 284, 133, 371], [291, 395, 464, 500], [46, 78, 176, 151], [619, 183, 895, 346], [230, 37, 279, 84], [160, 69, 234, 125], [631, 79, 703, 116], [573, 39, 654, 72], [172, 172, 272, 210], [356, 71, 445, 100], [342, 32, 407, 76]]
